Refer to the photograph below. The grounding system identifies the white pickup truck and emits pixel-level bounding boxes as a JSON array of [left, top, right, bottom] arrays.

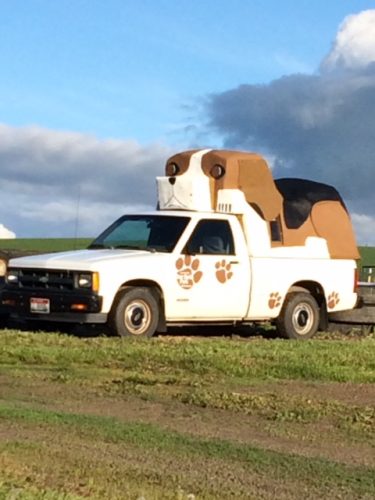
[[0, 149, 359, 339]]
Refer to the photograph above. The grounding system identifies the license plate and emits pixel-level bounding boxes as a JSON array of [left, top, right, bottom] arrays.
[[30, 297, 50, 314]]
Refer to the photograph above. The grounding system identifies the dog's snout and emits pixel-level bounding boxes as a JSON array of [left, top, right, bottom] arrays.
[[168, 177, 176, 185]]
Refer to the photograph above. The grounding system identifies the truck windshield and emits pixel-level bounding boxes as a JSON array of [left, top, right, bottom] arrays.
[[89, 215, 190, 253]]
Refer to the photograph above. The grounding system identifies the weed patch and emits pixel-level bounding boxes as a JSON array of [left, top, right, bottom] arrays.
[[177, 389, 375, 434]]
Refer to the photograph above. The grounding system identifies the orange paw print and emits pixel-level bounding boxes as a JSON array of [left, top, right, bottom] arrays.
[[176, 255, 202, 289], [268, 292, 282, 309], [215, 259, 233, 283], [327, 292, 340, 309]]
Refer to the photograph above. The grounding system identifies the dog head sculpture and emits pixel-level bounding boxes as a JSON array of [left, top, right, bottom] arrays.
[[157, 149, 283, 219], [157, 149, 212, 211]]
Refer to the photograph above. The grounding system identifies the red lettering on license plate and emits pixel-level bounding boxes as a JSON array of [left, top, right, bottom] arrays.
[[30, 298, 50, 314]]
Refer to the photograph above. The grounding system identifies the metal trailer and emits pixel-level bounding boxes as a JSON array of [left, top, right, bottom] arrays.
[[329, 267, 375, 334]]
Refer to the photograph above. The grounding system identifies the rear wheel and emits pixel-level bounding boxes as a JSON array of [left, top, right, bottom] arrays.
[[276, 292, 320, 340], [109, 287, 159, 338]]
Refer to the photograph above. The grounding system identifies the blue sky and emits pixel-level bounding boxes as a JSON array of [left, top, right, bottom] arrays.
[[0, 0, 371, 141], [0, 0, 374, 242]]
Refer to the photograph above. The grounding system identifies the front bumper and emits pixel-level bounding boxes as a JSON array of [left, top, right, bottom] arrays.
[[0, 288, 107, 323]]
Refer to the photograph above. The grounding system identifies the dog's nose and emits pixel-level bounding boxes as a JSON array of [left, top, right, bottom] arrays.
[[168, 177, 176, 185]]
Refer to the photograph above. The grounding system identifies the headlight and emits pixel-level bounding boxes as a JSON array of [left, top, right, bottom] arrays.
[[6, 269, 19, 284], [0, 259, 7, 277], [76, 272, 99, 292], [78, 274, 92, 288]]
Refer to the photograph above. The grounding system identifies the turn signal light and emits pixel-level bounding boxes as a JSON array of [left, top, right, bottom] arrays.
[[354, 268, 359, 292], [71, 303, 88, 311], [92, 272, 99, 293], [2, 299, 16, 306]]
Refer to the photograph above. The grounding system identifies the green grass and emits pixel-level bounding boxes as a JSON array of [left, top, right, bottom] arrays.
[[0, 481, 82, 500], [0, 329, 374, 499], [0, 238, 92, 252], [359, 246, 375, 267], [0, 331, 375, 383]]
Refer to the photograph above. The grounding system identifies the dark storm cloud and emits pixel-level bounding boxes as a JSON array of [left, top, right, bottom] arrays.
[[202, 10, 375, 244]]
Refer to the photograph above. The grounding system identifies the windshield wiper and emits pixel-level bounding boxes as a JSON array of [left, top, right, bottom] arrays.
[[88, 243, 156, 252], [115, 245, 156, 252], [88, 243, 105, 249]]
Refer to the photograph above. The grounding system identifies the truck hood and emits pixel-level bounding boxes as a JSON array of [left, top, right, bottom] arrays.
[[7, 249, 158, 271]]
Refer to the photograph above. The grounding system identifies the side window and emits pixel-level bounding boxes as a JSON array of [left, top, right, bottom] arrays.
[[186, 220, 235, 255], [269, 217, 283, 243]]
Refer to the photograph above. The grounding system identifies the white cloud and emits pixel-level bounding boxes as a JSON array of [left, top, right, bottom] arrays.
[[0, 224, 16, 239], [322, 10, 375, 72], [351, 213, 375, 246], [0, 124, 173, 237]]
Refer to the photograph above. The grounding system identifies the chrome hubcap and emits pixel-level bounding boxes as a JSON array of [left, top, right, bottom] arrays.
[[124, 300, 151, 335], [292, 303, 314, 335]]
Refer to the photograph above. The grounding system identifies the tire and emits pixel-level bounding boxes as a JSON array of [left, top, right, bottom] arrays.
[[0, 313, 9, 329], [109, 287, 159, 338], [276, 292, 320, 340]]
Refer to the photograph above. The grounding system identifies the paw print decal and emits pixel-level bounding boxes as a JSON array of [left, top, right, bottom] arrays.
[[175, 255, 203, 289], [268, 292, 282, 309], [327, 292, 340, 309], [215, 259, 233, 284]]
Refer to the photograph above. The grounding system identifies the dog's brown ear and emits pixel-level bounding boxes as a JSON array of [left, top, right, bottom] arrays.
[[201, 150, 283, 218], [238, 157, 283, 220]]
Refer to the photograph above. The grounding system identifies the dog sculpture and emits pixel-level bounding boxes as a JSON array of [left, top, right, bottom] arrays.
[[157, 149, 359, 259]]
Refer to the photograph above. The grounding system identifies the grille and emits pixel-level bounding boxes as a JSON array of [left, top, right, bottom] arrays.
[[10, 268, 75, 291]]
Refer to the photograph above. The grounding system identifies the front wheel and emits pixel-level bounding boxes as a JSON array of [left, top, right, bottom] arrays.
[[109, 287, 159, 338], [276, 292, 320, 340]]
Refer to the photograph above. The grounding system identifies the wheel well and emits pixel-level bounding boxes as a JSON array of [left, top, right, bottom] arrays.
[[288, 281, 328, 331], [117, 280, 166, 332]]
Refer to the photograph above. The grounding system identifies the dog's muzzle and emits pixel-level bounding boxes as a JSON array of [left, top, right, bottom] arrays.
[[168, 177, 176, 185]]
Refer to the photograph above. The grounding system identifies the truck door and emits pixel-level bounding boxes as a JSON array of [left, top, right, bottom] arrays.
[[169, 218, 251, 319]]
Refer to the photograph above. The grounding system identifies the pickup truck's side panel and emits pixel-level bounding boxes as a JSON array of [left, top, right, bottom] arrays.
[[247, 257, 357, 320]]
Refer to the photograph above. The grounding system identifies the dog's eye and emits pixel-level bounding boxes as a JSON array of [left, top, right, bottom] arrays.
[[166, 162, 180, 176], [210, 164, 225, 179]]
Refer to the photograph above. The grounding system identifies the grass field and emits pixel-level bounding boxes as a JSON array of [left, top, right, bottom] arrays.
[[0, 239, 374, 497], [360, 246, 375, 267], [0, 328, 374, 499], [0, 238, 92, 252]]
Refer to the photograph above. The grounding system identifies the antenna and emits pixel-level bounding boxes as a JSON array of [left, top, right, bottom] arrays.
[[73, 185, 81, 249]]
